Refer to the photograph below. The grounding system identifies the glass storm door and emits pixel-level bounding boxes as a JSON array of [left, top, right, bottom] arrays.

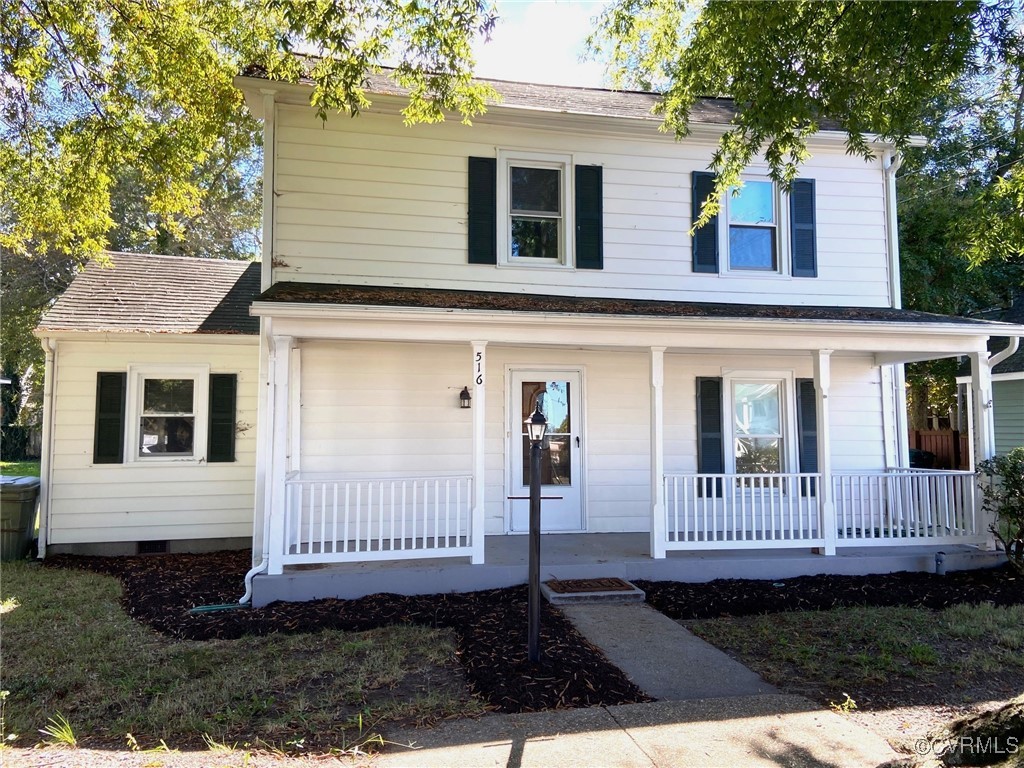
[[509, 371, 584, 532]]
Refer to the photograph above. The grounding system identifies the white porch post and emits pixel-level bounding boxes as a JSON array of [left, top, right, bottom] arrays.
[[969, 351, 995, 466], [471, 341, 487, 564], [814, 350, 837, 556], [650, 347, 667, 559], [267, 334, 293, 575]]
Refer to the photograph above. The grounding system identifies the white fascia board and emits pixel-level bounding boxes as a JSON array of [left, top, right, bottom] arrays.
[[957, 371, 1024, 383], [250, 301, 1000, 354], [31, 329, 259, 346], [232, 75, 905, 151]]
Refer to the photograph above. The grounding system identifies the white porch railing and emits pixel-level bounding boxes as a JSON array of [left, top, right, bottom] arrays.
[[281, 475, 474, 566], [664, 469, 982, 551], [664, 473, 825, 550], [833, 468, 981, 545]]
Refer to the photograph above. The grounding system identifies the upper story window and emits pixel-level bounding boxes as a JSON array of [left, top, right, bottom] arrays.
[[726, 180, 778, 272], [692, 172, 817, 278], [499, 151, 572, 267], [467, 154, 603, 270]]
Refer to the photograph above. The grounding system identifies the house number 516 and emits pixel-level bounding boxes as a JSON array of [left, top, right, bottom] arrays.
[[475, 352, 484, 386]]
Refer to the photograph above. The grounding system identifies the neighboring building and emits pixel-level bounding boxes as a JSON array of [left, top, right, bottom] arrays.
[[35, 254, 261, 555], [35, 72, 1024, 602], [957, 298, 1024, 459]]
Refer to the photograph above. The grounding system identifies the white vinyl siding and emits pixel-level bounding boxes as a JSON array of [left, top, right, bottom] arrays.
[[46, 338, 258, 545], [295, 341, 890, 536], [993, 379, 1024, 456], [271, 105, 892, 307]]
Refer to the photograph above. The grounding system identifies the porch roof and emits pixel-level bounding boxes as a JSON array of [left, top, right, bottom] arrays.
[[257, 282, 1013, 330]]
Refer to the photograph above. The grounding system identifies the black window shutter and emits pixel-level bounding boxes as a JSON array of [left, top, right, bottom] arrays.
[[575, 164, 603, 269], [795, 378, 819, 496], [790, 178, 817, 277], [467, 156, 497, 264], [696, 376, 725, 497], [691, 171, 719, 273], [208, 374, 237, 463], [94, 372, 126, 464]]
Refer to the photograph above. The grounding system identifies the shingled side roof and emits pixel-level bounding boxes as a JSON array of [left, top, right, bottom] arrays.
[[38, 253, 261, 335], [256, 282, 1015, 328]]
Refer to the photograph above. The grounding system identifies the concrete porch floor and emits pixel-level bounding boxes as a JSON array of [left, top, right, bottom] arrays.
[[251, 533, 1003, 606]]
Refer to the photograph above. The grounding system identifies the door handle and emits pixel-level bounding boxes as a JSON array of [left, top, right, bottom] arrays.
[[575, 436, 581, 448]]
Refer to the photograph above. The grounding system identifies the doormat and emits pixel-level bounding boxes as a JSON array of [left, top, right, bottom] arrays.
[[544, 577, 637, 594]]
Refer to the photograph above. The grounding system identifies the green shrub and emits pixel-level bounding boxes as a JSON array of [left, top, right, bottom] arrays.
[[978, 447, 1024, 575]]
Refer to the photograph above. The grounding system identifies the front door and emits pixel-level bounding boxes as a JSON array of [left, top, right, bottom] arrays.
[[509, 370, 584, 532]]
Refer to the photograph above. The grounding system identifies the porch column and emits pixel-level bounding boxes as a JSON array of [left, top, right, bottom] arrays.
[[267, 334, 293, 575], [471, 341, 487, 564], [814, 350, 837, 556], [969, 351, 995, 466], [650, 347, 667, 559]]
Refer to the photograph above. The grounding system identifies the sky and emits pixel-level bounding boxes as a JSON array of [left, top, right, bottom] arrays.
[[472, 1, 610, 88]]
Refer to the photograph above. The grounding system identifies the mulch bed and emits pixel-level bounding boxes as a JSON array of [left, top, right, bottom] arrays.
[[43, 551, 650, 714], [634, 564, 1022, 620]]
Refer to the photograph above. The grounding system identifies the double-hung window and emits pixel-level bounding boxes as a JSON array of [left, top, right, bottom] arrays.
[[126, 365, 209, 462], [731, 380, 785, 474], [497, 151, 573, 267], [691, 171, 817, 278], [726, 180, 778, 272]]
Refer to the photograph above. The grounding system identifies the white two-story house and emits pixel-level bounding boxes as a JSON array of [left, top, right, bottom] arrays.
[[34, 71, 1024, 605]]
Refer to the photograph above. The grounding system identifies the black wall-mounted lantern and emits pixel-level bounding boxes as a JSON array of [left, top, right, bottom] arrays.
[[459, 386, 472, 409]]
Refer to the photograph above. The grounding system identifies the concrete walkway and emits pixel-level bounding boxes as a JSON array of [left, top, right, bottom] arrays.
[[376, 601, 898, 768], [561, 602, 776, 700], [376, 696, 897, 768]]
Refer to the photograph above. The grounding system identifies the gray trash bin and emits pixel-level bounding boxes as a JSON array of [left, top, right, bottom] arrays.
[[0, 476, 40, 561]]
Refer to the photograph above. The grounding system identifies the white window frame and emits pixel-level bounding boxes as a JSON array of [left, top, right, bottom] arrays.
[[721, 369, 798, 475], [497, 149, 574, 268], [125, 364, 210, 464], [718, 175, 791, 277]]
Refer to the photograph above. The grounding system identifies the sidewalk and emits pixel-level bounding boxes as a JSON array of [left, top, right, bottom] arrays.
[[376, 601, 898, 768], [376, 695, 897, 768]]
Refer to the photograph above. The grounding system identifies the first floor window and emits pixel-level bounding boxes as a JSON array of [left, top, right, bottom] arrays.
[[732, 380, 783, 474], [140, 378, 195, 456]]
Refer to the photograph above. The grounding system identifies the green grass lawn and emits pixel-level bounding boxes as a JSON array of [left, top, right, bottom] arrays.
[[689, 603, 1024, 707], [0, 562, 484, 752], [0, 461, 40, 477]]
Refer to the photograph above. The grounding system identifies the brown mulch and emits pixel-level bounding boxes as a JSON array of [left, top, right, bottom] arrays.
[[634, 564, 1022, 620], [43, 551, 651, 715]]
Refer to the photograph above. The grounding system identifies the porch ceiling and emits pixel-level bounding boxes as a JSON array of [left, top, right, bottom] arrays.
[[252, 283, 1022, 360]]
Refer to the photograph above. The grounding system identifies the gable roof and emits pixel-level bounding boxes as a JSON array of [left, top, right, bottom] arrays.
[[37, 252, 261, 336]]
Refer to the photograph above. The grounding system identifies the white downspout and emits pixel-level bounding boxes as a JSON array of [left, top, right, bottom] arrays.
[[240, 89, 277, 604], [989, 336, 1020, 370], [35, 338, 57, 558], [240, 319, 276, 604], [883, 150, 910, 467]]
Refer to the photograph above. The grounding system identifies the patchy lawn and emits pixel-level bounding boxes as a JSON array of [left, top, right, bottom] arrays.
[[0, 561, 483, 752]]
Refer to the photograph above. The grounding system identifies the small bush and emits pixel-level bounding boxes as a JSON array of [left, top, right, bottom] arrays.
[[978, 447, 1024, 576]]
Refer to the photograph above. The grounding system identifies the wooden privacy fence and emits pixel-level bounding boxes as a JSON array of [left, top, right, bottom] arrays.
[[909, 429, 970, 470]]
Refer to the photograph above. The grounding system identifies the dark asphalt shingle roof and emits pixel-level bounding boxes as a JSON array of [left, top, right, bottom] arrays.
[[241, 64, 843, 131], [957, 297, 1024, 376], [256, 282, 1014, 328], [38, 252, 261, 335]]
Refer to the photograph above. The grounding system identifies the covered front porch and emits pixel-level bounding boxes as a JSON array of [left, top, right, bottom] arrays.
[[250, 531, 1002, 606], [249, 285, 1012, 601]]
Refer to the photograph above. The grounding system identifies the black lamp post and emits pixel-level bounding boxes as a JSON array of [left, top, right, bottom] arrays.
[[526, 403, 547, 663]]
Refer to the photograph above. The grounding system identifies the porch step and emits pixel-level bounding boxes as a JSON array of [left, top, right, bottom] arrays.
[[541, 577, 645, 604]]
